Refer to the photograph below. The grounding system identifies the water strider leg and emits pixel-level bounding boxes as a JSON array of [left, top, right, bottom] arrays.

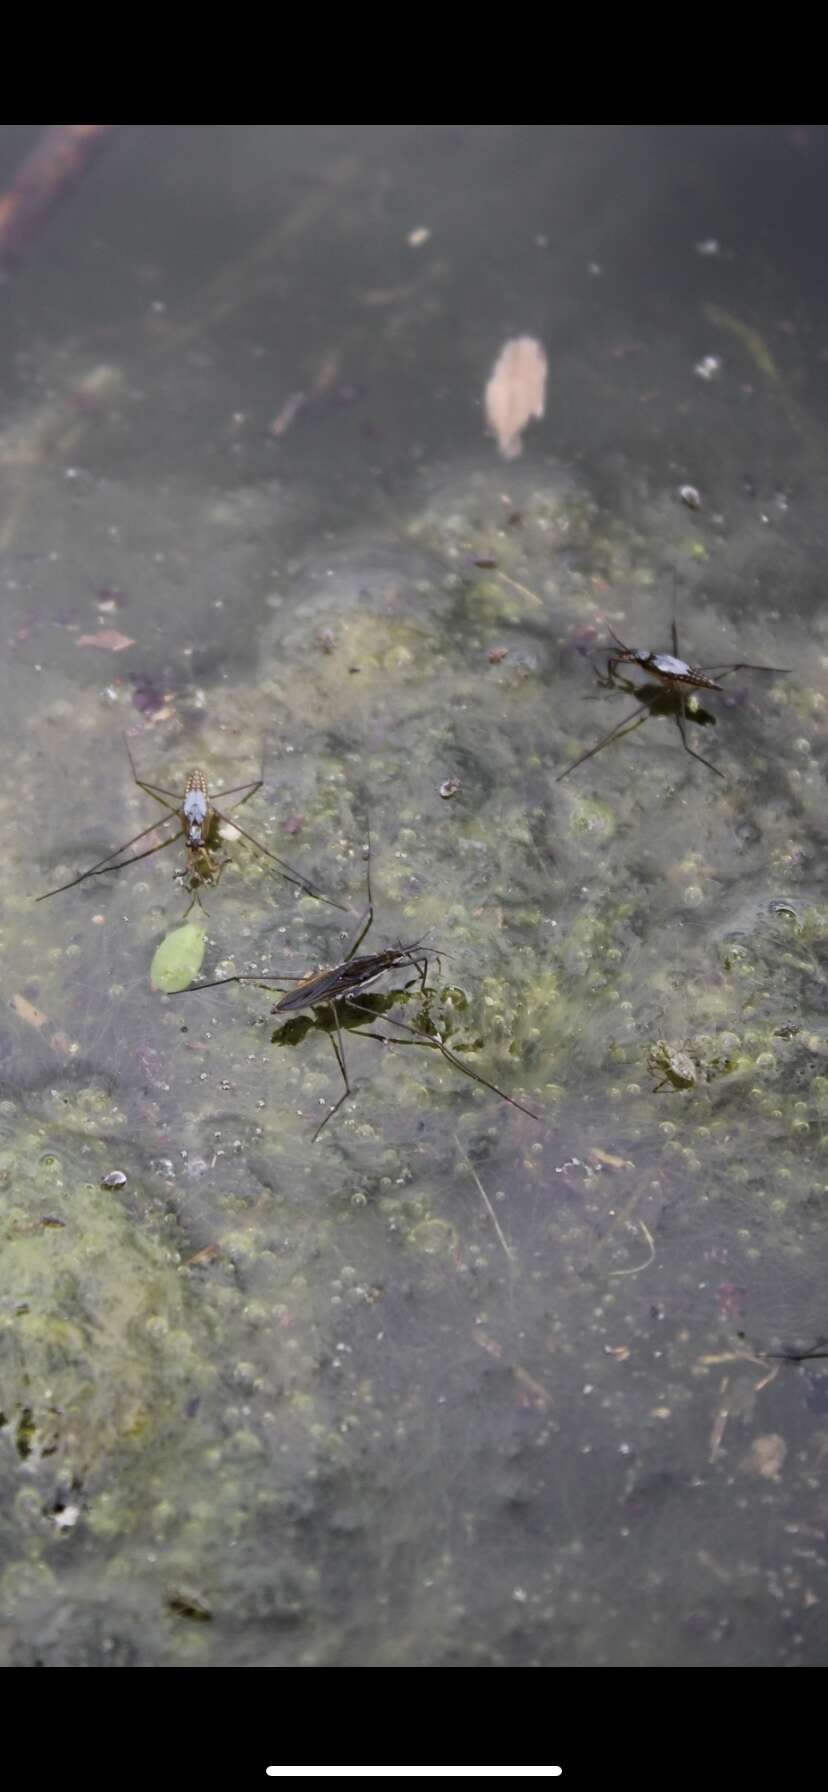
[[555, 700, 652, 782], [178, 968, 309, 994], [598, 628, 638, 689], [181, 885, 208, 920], [80, 829, 186, 878], [217, 745, 267, 809], [219, 744, 267, 808], [345, 999, 542, 1122], [351, 1023, 542, 1123], [698, 661, 791, 676], [36, 815, 181, 900], [674, 691, 724, 778], [307, 851, 381, 1134], [125, 753, 263, 811], [130, 778, 180, 804], [311, 1004, 353, 1140], [122, 736, 182, 808], [340, 839, 374, 962], [209, 804, 346, 911], [599, 654, 640, 691], [210, 853, 232, 888], [768, 1338, 828, 1362], [125, 732, 264, 810], [216, 780, 262, 805], [215, 782, 260, 800]]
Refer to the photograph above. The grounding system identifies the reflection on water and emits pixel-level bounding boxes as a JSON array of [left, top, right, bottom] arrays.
[[2, 125, 828, 1667]]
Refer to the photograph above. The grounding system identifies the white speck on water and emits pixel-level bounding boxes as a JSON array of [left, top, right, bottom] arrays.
[[54, 1505, 80, 1530]]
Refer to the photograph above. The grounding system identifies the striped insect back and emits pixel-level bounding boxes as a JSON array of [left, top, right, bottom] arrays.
[[611, 643, 721, 691], [182, 770, 210, 848], [273, 945, 428, 1016], [645, 653, 722, 691]]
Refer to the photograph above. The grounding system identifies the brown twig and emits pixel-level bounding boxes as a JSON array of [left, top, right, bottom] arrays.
[[709, 1376, 731, 1462]]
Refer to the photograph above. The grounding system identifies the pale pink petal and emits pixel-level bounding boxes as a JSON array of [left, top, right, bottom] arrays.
[[76, 629, 136, 652], [485, 336, 547, 460]]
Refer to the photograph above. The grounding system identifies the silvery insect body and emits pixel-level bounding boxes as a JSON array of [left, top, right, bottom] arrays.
[[557, 617, 788, 782], [36, 740, 345, 914]]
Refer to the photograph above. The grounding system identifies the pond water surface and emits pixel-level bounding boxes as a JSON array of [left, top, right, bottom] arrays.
[[2, 125, 828, 1667]]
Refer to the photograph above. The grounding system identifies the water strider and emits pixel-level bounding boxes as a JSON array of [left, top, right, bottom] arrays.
[[183, 842, 542, 1138], [556, 616, 789, 781], [765, 1338, 828, 1363], [36, 737, 346, 913]]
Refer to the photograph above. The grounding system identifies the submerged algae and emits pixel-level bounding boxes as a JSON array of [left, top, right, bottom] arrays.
[[0, 1121, 214, 1473], [5, 436, 828, 1666]]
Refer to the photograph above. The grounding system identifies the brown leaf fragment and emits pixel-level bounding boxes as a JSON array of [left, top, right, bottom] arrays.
[[183, 1243, 222, 1268], [588, 1147, 635, 1171], [741, 1433, 787, 1481], [709, 1377, 730, 1462], [311, 354, 340, 397], [0, 126, 114, 270], [485, 335, 547, 460], [269, 391, 307, 437], [11, 992, 49, 1029], [513, 1366, 551, 1410], [10, 994, 72, 1056], [76, 629, 135, 652]]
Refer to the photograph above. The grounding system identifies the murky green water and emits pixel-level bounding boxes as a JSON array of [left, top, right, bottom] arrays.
[[2, 125, 828, 1666]]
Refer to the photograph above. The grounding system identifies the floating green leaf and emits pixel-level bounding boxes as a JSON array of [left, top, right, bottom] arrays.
[[150, 923, 207, 993]]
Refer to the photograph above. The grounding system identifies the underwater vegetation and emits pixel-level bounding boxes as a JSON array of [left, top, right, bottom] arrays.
[[5, 437, 826, 1667]]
